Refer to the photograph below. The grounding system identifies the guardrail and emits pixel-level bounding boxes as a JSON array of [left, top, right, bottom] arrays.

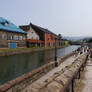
[[64, 54, 88, 92]]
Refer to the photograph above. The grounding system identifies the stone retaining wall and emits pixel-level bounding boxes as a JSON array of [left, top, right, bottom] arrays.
[[0, 52, 73, 92], [25, 54, 88, 92], [0, 46, 66, 56]]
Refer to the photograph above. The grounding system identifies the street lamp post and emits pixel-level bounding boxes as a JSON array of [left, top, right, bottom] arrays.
[[54, 38, 58, 67]]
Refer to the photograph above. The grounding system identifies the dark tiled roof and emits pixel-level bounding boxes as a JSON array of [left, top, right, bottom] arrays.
[[30, 23, 57, 36], [19, 23, 57, 36], [19, 25, 30, 31]]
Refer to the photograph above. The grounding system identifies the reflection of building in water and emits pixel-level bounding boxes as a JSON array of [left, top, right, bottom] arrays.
[[44, 50, 54, 62]]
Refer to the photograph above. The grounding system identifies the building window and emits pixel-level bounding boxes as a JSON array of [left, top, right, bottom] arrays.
[[23, 36, 26, 40], [13, 36, 16, 40], [16, 36, 18, 40], [19, 36, 22, 40], [2, 34, 7, 40], [48, 43, 50, 46], [13, 35, 18, 40], [5, 22, 8, 26], [10, 36, 13, 40], [1, 21, 8, 26], [53, 43, 55, 46]]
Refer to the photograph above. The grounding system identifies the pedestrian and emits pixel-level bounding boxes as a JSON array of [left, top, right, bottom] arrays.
[[74, 50, 77, 57], [80, 50, 83, 55], [89, 51, 92, 64]]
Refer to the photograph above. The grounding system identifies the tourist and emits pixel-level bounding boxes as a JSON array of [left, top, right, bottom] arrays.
[[74, 50, 78, 57]]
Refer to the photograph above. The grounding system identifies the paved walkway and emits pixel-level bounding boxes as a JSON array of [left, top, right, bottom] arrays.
[[81, 60, 92, 92], [22, 55, 80, 92]]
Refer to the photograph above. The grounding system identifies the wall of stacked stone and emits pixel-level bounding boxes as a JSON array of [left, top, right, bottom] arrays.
[[24, 54, 88, 92], [0, 46, 66, 56], [0, 52, 73, 92]]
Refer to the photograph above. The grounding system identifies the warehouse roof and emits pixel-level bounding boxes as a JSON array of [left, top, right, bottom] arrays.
[[0, 17, 26, 34], [20, 23, 57, 36]]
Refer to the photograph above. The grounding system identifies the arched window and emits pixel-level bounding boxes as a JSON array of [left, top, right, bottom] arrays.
[[10, 36, 13, 40], [13, 35, 18, 40], [23, 36, 26, 40], [2, 34, 7, 40], [19, 36, 22, 40]]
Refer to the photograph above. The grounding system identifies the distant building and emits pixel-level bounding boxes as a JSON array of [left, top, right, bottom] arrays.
[[20, 23, 58, 47], [0, 17, 27, 49]]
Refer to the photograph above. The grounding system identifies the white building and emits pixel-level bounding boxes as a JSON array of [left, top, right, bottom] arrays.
[[20, 24, 44, 47], [27, 27, 40, 40]]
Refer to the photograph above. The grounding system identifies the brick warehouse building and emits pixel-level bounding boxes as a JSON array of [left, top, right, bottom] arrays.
[[0, 17, 27, 49], [20, 23, 58, 47]]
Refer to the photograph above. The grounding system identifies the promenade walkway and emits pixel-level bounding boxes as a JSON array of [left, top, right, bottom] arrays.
[[80, 60, 92, 92], [22, 54, 81, 92]]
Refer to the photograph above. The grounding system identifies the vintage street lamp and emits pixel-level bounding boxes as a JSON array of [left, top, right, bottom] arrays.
[[54, 38, 58, 67]]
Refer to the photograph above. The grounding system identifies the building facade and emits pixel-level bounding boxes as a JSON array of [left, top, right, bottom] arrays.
[[20, 24, 44, 47], [31, 24, 58, 47], [45, 33, 58, 47], [0, 17, 27, 49], [27, 27, 39, 40], [20, 23, 58, 48]]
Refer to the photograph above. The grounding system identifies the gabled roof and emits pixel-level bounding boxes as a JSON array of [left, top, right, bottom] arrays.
[[0, 17, 26, 34], [30, 23, 57, 36], [19, 23, 57, 36], [19, 25, 30, 31]]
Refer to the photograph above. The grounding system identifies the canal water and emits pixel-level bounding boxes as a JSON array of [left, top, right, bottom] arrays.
[[0, 45, 80, 85]]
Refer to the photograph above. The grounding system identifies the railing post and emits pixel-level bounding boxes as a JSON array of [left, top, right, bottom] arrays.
[[78, 69, 81, 79], [81, 64, 84, 72], [72, 79, 74, 92]]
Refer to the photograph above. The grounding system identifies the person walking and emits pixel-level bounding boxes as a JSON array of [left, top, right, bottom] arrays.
[[74, 50, 78, 57]]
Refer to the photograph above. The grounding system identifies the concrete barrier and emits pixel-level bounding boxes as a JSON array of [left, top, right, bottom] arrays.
[[0, 52, 73, 92]]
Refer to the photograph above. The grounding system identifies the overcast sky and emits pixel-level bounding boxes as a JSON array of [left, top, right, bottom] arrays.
[[1, 0, 92, 37]]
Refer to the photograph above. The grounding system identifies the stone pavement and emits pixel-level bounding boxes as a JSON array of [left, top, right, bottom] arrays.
[[81, 60, 92, 92], [22, 55, 81, 92]]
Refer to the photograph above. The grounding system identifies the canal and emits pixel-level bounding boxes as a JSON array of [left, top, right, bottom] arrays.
[[0, 45, 80, 85]]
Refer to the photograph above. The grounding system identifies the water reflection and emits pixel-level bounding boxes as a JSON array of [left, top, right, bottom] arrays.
[[0, 45, 79, 84]]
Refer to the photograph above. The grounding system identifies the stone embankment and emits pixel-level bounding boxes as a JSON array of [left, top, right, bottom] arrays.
[[0, 52, 73, 92], [25, 54, 88, 92], [0, 46, 65, 56]]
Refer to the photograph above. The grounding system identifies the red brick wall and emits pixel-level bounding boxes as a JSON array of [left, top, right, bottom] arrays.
[[45, 33, 58, 47]]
